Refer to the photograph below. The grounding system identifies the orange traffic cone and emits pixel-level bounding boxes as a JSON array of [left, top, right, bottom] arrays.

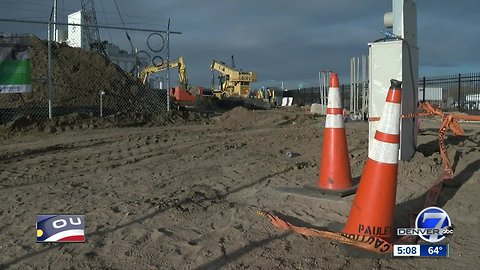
[[301, 73, 357, 198], [274, 73, 356, 199], [313, 73, 356, 195], [342, 79, 403, 243]]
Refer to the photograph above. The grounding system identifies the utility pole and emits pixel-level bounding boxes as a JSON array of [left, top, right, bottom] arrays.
[[231, 55, 235, 68], [53, 0, 58, 42], [166, 19, 171, 111], [318, 71, 322, 104]]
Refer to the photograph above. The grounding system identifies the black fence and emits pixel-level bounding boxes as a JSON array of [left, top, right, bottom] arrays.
[[284, 72, 480, 115], [419, 73, 480, 114]]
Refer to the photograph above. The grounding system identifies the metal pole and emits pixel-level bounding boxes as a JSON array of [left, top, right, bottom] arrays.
[[323, 72, 326, 106], [318, 71, 321, 103], [0, 18, 182, 34], [100, 91, 104, 117], [350, 57, 354, 112], [303, 87, 306, 106], [352, 58, 355, 112], [353, 57, 357, 112], [311, 87, 313, 105], [53, 0, 57, 42], [362, 54, 367, 116], [166, 19, 170, 111], [457, 73, 461, 109], [356, 56, 360, 113], [422, 76, 426, 102], [47, 22, 53, 119]]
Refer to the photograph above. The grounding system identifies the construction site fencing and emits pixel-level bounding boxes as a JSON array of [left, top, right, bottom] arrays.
[[419, 73, 480, 115], [0, 18, 178, 124], [282, 85, 350, 109], [289, 72, 480, 115]]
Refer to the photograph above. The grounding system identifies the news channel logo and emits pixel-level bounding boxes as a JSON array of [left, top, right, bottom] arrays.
[[397, 206, 453, 243], [36, 215, 85, 243]]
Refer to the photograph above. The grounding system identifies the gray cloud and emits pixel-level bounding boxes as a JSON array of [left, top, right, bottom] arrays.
[[1, 0, 479, 89]]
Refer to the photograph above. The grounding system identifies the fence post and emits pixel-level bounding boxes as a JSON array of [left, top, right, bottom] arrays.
[[166, 19, 171, 112], [457, 73, 461, 109], [422, 76, 426, 102], [311, 87, 313, 105], [303, 87, 306, 105], [47, 21, 53, 119], [100, 91, 105, 117]]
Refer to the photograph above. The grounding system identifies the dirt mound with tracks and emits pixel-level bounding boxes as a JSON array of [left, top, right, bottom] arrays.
[[0, 36, 165, 116], [0, 107, 479, 269]]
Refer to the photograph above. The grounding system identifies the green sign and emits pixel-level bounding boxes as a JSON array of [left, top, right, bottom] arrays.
[[0, 35, 32, 93]]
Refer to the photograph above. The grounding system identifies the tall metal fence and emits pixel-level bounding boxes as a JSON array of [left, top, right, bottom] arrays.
[[276, 86, 349, 109], [419, 73, 480, 114], [0, 18, 179, 124], [287, 72, 480, 115]]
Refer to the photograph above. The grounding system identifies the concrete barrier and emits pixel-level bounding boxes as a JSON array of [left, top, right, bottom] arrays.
[[310, 103, 326, 115]]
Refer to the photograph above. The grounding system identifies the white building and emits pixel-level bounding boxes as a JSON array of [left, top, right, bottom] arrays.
[[418, 87, 443, 101], [67, 10, 89, 49]]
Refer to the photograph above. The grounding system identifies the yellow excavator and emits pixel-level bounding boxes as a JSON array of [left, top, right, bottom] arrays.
[[139, 56, 189, 89], [139, 56, 196, 104], [210, 60, 256, 98]]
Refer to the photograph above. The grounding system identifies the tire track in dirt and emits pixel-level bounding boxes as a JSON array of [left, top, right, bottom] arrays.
[[0, 124, 289, 190]]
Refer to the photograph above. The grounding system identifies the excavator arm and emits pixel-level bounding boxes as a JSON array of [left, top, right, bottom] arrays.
[[177, 57, 188, 89], [211, 60, 239, 75], [139, 56, 189, 89]]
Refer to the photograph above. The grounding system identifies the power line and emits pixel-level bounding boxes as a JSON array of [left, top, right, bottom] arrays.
[[5, 1, 53, 8], [112, 0, 133, 52], [0, 3, 170, 30], [0, 5, 50, 13], [99, 0, 113, 41]]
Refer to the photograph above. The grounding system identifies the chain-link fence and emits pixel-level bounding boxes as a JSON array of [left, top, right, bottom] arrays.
[[0, 18, 178, 124], [286, 72, 480, 115]]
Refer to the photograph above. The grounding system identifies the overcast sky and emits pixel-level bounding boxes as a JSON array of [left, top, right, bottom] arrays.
[[1, 0, 479, 89]]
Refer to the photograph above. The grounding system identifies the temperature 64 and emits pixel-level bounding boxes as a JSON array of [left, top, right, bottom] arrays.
[[420, 244, 449, 257]]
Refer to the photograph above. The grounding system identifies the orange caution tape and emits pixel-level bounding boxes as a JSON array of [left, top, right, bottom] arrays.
[[257, 210, 392, 254], [369, 102, 480, 178]]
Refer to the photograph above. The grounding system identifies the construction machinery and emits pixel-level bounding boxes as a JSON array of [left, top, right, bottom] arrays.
[[210, 60, 256, 98], [80, 0, 104, 54], [139, 56, 196, 104], [139, 56, 188, 88]]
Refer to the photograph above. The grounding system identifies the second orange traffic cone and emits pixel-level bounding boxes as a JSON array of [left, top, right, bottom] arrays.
[[306, 73, 357, 197], [341, 79, 403, 243]]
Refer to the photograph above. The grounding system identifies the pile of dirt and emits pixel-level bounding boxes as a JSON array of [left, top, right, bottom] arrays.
[[216, 106, 317, 130], [0, 110, 211, 138], [0, 36, 165, 115], [1, 108, 479, 269], [215, 96, 274, 110], [194, 96, 274, 111]]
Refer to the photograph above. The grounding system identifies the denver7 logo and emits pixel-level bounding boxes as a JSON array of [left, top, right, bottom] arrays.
[[416, 207, 452, 243]]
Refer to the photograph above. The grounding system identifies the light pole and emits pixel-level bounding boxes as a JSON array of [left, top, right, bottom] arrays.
[[320, 71, 328, 109], [318, 71, 322, 104]]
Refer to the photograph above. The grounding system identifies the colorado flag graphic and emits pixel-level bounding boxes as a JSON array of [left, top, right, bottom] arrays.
[[36, 215, 85, 243]]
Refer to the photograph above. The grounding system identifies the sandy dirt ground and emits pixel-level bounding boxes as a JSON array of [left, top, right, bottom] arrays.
[[0, 106, 479, 270]]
